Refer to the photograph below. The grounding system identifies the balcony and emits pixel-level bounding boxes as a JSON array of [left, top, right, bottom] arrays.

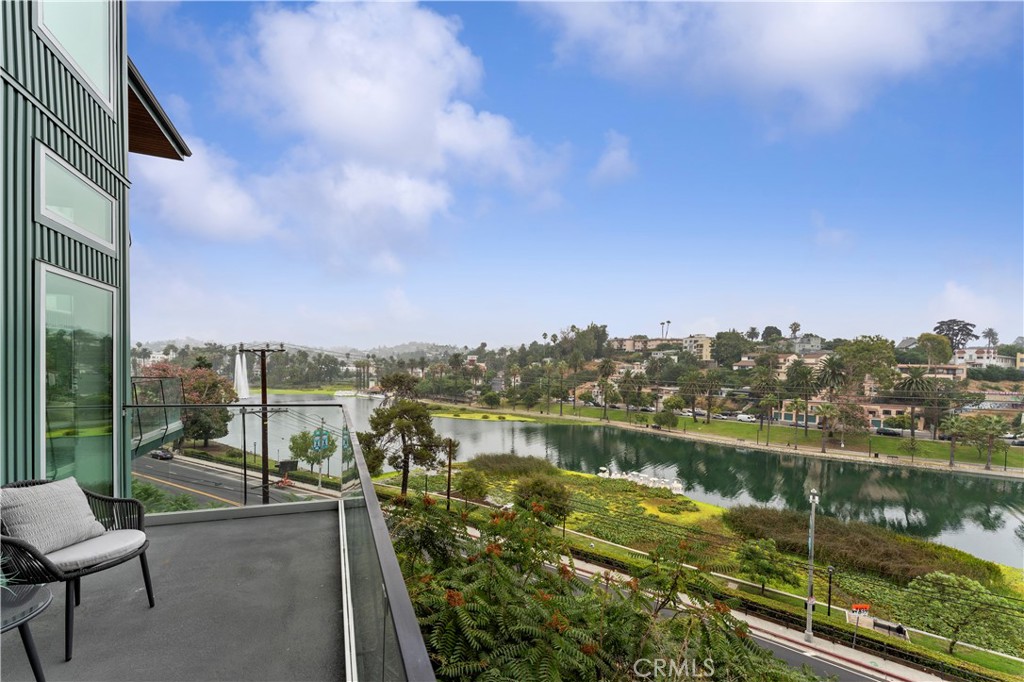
[[129, 377, 185, 458], [2, 406, 433, 682]]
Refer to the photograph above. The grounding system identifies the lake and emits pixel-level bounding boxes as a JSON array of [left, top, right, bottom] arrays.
[[217, 396, 1024, 566]]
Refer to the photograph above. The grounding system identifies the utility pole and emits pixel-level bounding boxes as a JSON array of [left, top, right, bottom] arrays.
[[240, 342, 285, 504]]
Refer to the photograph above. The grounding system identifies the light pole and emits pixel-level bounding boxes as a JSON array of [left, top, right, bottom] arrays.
[[805, 488, 820, 642]]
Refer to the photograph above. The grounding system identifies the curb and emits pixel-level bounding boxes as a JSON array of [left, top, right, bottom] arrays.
[[746, 624, 932, 682]]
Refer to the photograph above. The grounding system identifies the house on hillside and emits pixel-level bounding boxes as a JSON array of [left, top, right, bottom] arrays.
[[951, 347, 1017, 369]]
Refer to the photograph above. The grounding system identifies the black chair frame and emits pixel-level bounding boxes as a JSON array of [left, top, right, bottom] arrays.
[[1, 480, 154, 661]]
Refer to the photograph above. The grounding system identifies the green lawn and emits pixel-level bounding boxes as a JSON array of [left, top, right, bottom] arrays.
[[265, 384, 354, 395]]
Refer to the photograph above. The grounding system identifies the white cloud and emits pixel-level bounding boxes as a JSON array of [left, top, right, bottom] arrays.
[[131, 140, 277, 239], [538, 3, 1020, 129], [927, 281, 1004, 332], [224, 2, 559, 189], [589, 130, 636, 185], [135, 2, 562, 275]]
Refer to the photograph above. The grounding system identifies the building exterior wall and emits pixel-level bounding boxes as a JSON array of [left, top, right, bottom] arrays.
[[2, 1, 132, 494]]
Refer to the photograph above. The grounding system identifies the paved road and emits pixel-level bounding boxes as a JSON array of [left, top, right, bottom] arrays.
[[751, 634, 888, 682], [132, 456, 329, 507]]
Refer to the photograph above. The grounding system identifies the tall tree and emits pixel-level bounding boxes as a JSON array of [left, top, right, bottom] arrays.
[[939, 414, 969, 467], [290, 429, 336, 488], [981, 327, 999, 348], [745, 326, 759, 341], [903, 572, 1023, 654], [789, 398, 807, 444], [815, 403, 838, 453], [934, 319, 979, 350], [359, 399, 442, 495], [713, 330, 753, 366], [146, 361, 237, 447], [597, 358, 616, 421], [893, 367, 936, 443], [835, 335, 898, 390], [442, 437, 460, 511], [789, 322, 801, 339], [968, 415, 1009, 471], [916, 333, 952, 367], [784, 361, 816, 435], [678, 370, 703, 422], [761, 326, 783, 342], [815, 355, 847, 402]]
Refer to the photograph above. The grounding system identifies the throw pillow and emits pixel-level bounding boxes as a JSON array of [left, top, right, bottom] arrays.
[[1, 478, 106, 554]]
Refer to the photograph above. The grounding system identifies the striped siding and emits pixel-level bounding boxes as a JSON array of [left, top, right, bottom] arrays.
[[2, 1, 132, 493]]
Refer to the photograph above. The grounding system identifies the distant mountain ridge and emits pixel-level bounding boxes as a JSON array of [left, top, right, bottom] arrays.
[[134, 337, 459, 359]]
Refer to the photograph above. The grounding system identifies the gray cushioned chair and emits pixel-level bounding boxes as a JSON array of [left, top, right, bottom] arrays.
[[1, 479, 154, 661]]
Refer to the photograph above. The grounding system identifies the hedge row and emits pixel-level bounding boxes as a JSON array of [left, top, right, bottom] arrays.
[[183, 448, 359, 490]]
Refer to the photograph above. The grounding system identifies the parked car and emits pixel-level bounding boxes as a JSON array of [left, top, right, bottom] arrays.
[[876, 427, 903, 437], [677, 410, 693, 417], [736, 414, 757, 423], [640, 406, 655, 413], [150, 449, 174, 460], [712, 413, 729, 420], [1012, 439, 1024, 447], [937, 434, 953, 441], [694, 409, 707, 416]]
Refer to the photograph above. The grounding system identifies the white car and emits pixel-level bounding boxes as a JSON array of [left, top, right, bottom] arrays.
[[736, 414, 757, 423]]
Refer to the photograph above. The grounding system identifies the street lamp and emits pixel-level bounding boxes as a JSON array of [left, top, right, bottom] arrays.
[[805, 488, 820, 642]]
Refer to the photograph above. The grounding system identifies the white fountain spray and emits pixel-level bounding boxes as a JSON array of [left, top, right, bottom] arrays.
[[233, 352, 251, 400]]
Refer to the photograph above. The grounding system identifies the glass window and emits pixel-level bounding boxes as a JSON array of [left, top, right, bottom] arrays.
[[43, 269, 115, 495], [38, 0, 111, 104], [41, 150, 114, 248]]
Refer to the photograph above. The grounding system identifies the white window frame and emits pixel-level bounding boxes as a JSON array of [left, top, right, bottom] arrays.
[[33, 0, 116, 113], [36, 143, 118, 255], [37, 263, 120, 495]]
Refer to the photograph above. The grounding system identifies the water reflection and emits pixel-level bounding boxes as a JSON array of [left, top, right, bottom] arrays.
[[218, 396, 1024, 565]]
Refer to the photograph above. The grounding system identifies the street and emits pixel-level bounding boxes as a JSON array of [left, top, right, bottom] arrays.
[[132, 455, 334, 507]]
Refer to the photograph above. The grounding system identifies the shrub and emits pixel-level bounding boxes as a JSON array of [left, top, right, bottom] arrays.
[[656, 499, 699, 515], [723, 506, 1003, 587], [467, 453, 557, 476], [514, 475, 571, 521]]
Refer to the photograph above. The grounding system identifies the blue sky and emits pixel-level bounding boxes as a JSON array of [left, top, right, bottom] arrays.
[[127, 2, 1023, 350]]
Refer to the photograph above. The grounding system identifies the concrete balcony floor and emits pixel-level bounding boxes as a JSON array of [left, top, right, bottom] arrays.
[[2, 505, 344, 681]]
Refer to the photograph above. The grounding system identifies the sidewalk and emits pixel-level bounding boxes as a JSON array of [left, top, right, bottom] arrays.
[[565, 554, 943, 682]]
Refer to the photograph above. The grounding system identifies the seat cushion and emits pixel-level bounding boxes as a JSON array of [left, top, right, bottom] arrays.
[[45, 529, 147, 572], [1, 478, 106, 554]]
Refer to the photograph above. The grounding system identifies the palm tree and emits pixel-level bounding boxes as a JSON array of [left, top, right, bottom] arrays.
[[597, 358, 615, 420], [568, 351, 584, 413], [746, 327, 759, 341], [940, 414, 969, 467], [815, 403, 839, 453], [785, 361, 816, 436], [442, 437, 460, 511], [665, 320, 671, 338], [976, 415, 1008, 470], [556, 361, 568, 417], [789, 322, 800, 339], [701, 371, 722, 424], [752, 365, 779, 428], [679, 370, 702, 422], [815, 355, 847, 402], [760, 394, 778, 445], [893, 367, 935, 443], [790, 398, 807, 445], [982, 328, 999, 349]]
